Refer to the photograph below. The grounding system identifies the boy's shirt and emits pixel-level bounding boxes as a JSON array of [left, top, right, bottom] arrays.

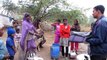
[[6, 36, 15, 56], [0, 38, 8, 59], [15, 33, 21, 41], [60, 24, 71, 38]]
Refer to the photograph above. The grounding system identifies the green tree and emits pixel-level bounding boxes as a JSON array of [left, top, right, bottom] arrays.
[[18, 0, 69, 20], [47, 9, 88, 25], [1, 0, 89, 25], [1, 0, 18, 16], [88, 16, 95, 24]]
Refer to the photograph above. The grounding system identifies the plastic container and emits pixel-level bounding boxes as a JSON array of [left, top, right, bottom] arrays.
[[50, 43, 60, 60]]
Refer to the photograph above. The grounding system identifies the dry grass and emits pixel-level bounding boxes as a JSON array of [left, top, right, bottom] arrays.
[[80, 25, 91, 32]]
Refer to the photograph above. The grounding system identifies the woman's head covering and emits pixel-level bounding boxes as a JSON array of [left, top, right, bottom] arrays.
[[23, 13, 30, 20]]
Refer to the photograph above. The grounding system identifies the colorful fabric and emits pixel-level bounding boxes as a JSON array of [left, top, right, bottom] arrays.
[[54, 34, 60, 43], [15, 33, 21, 41], [20, 20, 36, 51], [27, 39, 36, 51], [60, 38, 69, 47], [70, 42, 78, 52], [54, 24, 60, 43], [6, 27, 15, 56], [60, 24, 71, 38], [6, 37, 15, 56]]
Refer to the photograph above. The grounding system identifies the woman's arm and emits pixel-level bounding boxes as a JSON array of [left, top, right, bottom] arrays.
[[51, 23, 57, 26]]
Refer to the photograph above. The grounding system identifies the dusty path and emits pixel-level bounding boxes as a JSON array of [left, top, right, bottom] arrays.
[[35, 31, 55, 60], [14, 31, 55, 60]]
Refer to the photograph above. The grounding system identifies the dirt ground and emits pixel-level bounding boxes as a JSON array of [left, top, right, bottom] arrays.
[[2, 31, 88, 60]]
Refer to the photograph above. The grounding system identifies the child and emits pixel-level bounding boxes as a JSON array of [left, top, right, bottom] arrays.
[[14, 28, 21, 49], [33, 19, 46, 48], [6, 28, 16, 60], [0, 23, 9, 60], [70, 19, 80, 53], [60, 19, 71, 59], [36, 29, 46, 48], [51, 19, 61, 43]]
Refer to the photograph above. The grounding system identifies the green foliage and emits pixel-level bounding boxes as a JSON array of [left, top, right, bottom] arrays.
[[2, 0, 18, 15], [1, 0, 89, 25], [18, 0, 69, 20], [47, 8, 88, 25], [88, 16, 95, 24]]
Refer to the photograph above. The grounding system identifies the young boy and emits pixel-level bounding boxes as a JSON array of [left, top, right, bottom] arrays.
[[14, 28, 21, 49], [6, 28, 16, 60]]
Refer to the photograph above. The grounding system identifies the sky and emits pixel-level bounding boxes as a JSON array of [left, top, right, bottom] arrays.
[[67, 0, 107, 17], [0, 0, 107, 17]]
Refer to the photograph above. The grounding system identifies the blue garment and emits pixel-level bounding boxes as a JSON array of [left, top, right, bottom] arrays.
[[86, 16, 107, 57], [0, 39, 8, 59], [7, 26, 13, 30], [6, 27, 15, 56], [7, 27, 15, 36], [6, 37, 15, 56]]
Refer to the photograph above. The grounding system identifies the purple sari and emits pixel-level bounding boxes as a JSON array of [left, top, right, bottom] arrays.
[[20, 20, 36, 51]]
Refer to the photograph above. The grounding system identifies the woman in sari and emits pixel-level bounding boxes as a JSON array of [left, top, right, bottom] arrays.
[[19, 13, 37, 60]]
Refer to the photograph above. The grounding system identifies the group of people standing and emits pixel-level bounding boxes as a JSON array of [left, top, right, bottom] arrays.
[[0, 13, 46, 60], [51, 19, 80, 59], [52, 5, 107, 60], [0, 5, 107, 60], [0, 20, 20, 60]]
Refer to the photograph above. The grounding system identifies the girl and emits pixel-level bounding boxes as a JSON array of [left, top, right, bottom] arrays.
[[71, 19, 80, 53], [51, 19, 61, 43]]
